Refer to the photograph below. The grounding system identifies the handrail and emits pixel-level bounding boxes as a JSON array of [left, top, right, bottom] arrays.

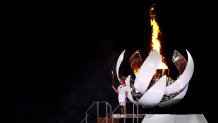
[[106, 102, 112, 116], [111, 101, 142, 123], [100, 113, 110, 123], [80, 117, 86, 123], [85, 102, 96, 113], [80, 101, 112, 123], [112, 101, 133, 114], [81, 101, 147, 123], [112, 104, 120, 114]]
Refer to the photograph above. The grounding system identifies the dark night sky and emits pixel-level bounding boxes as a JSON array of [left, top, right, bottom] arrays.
[[1, 0, 218, 123]]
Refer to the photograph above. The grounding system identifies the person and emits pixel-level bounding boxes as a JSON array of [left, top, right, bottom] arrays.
[[112, 76, 128, 116]]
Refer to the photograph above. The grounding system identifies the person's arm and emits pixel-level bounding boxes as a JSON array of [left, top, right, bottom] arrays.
[[112, 85, 118, 94]]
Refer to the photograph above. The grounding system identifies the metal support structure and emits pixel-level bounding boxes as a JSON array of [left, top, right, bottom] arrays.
[[81, 101, 147, 123], [106, 102, 108, 123], [80, 101, 112, 123], [112, 116, 113, 123], [86, 113, 88, 123], [97, 102, 99, 122], [137, 102, 139, 123], [124, 104, 126, 123], [132, 103, 134, 123], [112, 104, 119, 123], [107, 102, 112, 116]]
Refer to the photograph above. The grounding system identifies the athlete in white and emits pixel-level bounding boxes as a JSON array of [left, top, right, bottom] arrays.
[[118, 84, 128, 106], [112, 76, 128, 115]]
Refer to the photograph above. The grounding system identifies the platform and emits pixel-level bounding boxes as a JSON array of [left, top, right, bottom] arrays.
[[97, 114, 145, 123], [141, 114, 208, 123]]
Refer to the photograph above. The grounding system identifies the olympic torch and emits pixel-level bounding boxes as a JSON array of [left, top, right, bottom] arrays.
[[111, 70, 115, 86]]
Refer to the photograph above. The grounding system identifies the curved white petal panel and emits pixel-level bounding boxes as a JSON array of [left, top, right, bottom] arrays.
[[134, 50, 162, 94], [125, 75, 137, 105], [159, 84, 189, 108], [165, 50, 194, 95], [116, 50, 126, 81], [138, 75, 167, 108]]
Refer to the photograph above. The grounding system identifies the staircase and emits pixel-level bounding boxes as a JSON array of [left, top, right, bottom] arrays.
[[80, 101, 208, 123], [80, 101, 145, 123]]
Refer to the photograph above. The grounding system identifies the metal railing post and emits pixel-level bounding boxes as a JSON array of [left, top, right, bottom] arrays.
[[133, 103, 134, 123], [85, 113, 88, 123], [106, 102, 108, 123], [97, 102, 99, 123], [109, 103, 112, 116], [112, 104, 121, 123], [82, 101, 148, 123], [124, 104, 126, 123], [137, 102, 139, 123]]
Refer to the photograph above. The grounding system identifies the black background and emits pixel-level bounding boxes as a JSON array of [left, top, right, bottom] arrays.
[[1, 0, 217, 123]]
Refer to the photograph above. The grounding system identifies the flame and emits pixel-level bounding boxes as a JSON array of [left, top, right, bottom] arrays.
[[150, 4, 168, 69], [133, 68, 140, 76]]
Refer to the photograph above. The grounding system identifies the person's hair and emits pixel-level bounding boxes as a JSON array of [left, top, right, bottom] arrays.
[[119, 75, 126, 81]]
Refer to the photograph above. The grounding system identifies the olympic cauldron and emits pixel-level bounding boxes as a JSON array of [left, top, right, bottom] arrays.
[[115, 49, 194, 108]]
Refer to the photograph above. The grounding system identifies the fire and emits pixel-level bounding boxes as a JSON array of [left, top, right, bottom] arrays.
[[130, 4, 168, 76], [150, 4, 168, 69], [133, 68, 140, 76]]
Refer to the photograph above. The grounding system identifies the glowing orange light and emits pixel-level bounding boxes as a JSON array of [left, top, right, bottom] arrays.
[[150, 4, 168, 69]]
